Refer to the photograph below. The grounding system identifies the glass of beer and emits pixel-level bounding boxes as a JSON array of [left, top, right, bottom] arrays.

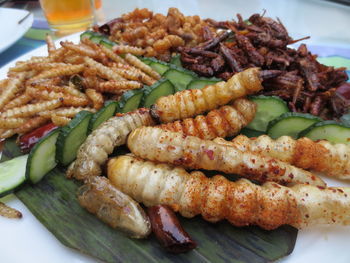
[[39, 0, 95, 33]]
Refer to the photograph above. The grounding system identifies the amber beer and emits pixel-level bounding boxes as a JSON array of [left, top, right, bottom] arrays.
[[40, 0, 98, 32]]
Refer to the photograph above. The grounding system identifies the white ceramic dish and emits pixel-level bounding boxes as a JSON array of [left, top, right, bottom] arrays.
[[0, 8, 33, 54], [0, 34, 350, 263]]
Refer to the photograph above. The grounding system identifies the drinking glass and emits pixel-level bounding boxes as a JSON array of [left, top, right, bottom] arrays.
[[39, 0, 95, 34]]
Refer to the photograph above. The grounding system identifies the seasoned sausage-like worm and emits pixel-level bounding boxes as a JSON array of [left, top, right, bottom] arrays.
[[151, 68, 262, 123], [214, 135, 350, 180], [127, 127, 326, 186], [77, 176, 151, 238], [158, 98, 256, 140], [69, 108, 155, 180], [108, 155, 350, 229]]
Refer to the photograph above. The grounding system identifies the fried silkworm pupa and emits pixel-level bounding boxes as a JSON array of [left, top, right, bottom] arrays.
[[127, 127, 326, 187], [109, 155, 350, 230], [0, 202, 22, 219], [77, 176, 151, 239], [148, 205, 196, 253]]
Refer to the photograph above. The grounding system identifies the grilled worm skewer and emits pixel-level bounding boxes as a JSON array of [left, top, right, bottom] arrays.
[[127, 127, 325, 186], [108, 155, 350, 230]]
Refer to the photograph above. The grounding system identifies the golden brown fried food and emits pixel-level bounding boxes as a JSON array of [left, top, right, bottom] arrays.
[[0, 72, 27, 110], [214, 135, 350, 180], [78, 176, 151, 238], [127, 127, 326, 186], [151, 68, 262, 123], [159, 98, 256, 140], [109, 155, 350, 229], [124, 54, 161, 80], [0, 202, 22, 219], [69, 108, 155, 181]]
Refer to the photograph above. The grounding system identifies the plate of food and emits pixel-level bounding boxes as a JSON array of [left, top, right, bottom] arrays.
[[0, 8, 34, 54], [0, 7, 350, 263]]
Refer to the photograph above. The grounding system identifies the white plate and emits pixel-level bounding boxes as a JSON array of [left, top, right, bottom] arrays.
[[1, 34, 350, 263], [0, 8, 33, 54]]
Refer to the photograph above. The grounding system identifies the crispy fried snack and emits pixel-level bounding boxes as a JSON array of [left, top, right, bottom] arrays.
[[13, 116, 49, 134], [0, 202, 22, 219], [69, 108, 155, 181], [151, 68, 262, 123], [108, 155, 350, 230], [78, 176, 151, 238], [127, 127, 326, 186], [51, 114, 71, 126], [113, 45, 145, 56], [159, 98, 256, 140], [0, 72, 26, 110], [84, 57, 125, 81], [214, 135, 350, 180], [85, 89, 104, 110], [0, 117, 27, 129], [97, 80, 142, 93], [124, 54, 161, 80]]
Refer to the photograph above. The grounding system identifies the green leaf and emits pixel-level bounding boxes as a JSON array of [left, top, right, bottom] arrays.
[[2, 139, 297, 263]]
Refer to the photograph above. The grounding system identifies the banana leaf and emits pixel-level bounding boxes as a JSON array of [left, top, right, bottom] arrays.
[[2, 139, 298, 263]]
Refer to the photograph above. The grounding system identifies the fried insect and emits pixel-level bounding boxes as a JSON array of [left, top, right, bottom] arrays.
[[0, 117, 27, 129], [45, 34, 56, 56], [113, 45, 145, 56], [100, 45, 127, 64], [112, 66, 156, 86], [77, 176, 151, 238], [51, 114, 71, 126], [153, 35, 185, 53], [84, 57, 125, 81], [2, 93, 32, 111], [13, 116, 49, 134], [214, 135, 350, 180], [60, 41, 99, 59], [109, 155, 350, 230], [124, 54, 161, 80], [28, 64, 84, 83], [159, 98, 256, 140], [127, 127, 326, 186], [97, 80, 142, 93], [0, 202, 22, 219], [54, 106, 96, 117], [1, 99, 62, 118], [85, 89, 104, 110], [69, 108, 155, 181], [151, 68, 262, 123], [0, 72, 26, 110]]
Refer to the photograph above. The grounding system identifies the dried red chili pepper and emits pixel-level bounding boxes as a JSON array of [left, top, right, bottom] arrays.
[[18, 123, 58, 153]]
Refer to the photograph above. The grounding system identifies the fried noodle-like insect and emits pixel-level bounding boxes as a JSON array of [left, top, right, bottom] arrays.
[[85, 89, 104, 110], [152, 68, 262, 123], [51, 114, 71, 126], [127, 127, 326, 186], [0, 117, 27, 129], [84, 57, 125, 81], [124, 54, 161, 80], [159, 98, 256, 140], [113, 45, 145, 56], [97, 80, 142, 93], [108, 155, 350, 230], [0, 72, 27, 110]]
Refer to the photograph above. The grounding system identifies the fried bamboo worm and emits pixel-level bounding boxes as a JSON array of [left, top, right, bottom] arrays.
[[109, 155, 350, 230], [127, 127, 326, 186], [0, 72, 26, 110], [214, 135, 350, 180], [0, 202, 22, 219], [159, 98, 256, 140], [151, 68, 262, 123], [77, 176, 151, 238], [68, 108, 155, 181]]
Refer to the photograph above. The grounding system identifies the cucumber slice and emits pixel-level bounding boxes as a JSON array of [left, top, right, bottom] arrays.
[[80, 31, 96, 40], [163, 66, 197, 92], [89, 101, 118, 131], [142, 79, 175, 108], [187, 78, 221, 90], [56, 111, 93, 166], [118, 89, 143, 113], [267, 112, 322, 139], [140, 57, 170, 75], [90, 35, 104, 44], [100, 39, 116, 49], [149, 61, 170, 75], [240, 128, 265, 138], [26, 129, 60, 184], [0, 155, 28, 197], [299, 121, 350, 144], [247, 95, 289, 132], [170, 54, 182, 68]]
